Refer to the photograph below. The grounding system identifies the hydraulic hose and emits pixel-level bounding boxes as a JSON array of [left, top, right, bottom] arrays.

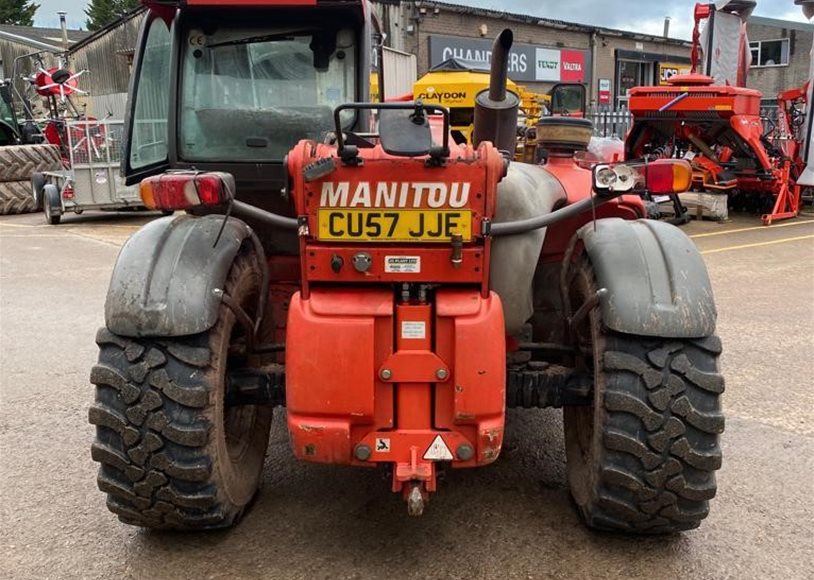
[[231, 194, 622, 237], [231, 200, 299, 230], [490, 193, 623, 237]]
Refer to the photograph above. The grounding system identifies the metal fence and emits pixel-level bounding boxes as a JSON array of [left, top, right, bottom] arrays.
[[587, 110, 633, 138], [67, 119, 126, 168], [587, 106, 782, 139]]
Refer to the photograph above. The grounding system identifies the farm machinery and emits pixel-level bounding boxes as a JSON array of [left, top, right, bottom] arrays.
[[0, 47, 65, 214], [90, 0, 724, 535], [625, 1, 810, 225], [0, 39, 142, 221]]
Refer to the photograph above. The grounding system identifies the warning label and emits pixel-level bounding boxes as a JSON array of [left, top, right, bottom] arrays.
[[385, 256, 421, 273], [375, 438, 391, 453], [423, 435, 454, 461], [401, 321, 426, 340]]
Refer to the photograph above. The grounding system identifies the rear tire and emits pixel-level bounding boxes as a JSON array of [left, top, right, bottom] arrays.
[[0, 144, 62, 182], [90, 249, 273, 530], [0, 180, 35, 215], [563, 257, 724, 534], [43, 184, 61, 225], [31, 173, 46, 211]]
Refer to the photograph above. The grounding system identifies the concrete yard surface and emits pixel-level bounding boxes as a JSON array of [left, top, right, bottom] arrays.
[[1, 210, 813, 580]]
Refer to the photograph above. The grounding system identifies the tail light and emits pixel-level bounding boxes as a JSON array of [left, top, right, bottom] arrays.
[[140, 171, 234, 211], [593, 160, 692, 195]]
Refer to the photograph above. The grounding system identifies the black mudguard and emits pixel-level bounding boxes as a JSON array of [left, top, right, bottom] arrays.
[[578, 218, 716, 338], [105, 214, 253, 337]]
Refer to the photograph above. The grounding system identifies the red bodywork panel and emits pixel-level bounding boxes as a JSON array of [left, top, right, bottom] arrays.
[[286, 289, 506, 475], [284, 136, 507, 495]]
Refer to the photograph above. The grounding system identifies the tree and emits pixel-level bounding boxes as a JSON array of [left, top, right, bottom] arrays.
[[85, 0, 140, 31], [0, 0, 39, 26]]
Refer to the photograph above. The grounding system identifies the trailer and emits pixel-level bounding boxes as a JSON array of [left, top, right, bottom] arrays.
[[36, 119, 142, 224]]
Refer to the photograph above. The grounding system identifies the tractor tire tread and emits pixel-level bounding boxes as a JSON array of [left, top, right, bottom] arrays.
[[0, 180, 36, 215], [583, 335, 724, 533], [0, 144, 62, 183], [90, 330, 233, 530]]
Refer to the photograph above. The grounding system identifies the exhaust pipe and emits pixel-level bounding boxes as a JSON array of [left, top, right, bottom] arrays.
[[58, 12, 69, 51], [472, 29, 520, 154]]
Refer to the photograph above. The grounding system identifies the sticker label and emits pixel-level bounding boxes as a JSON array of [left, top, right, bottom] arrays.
[[385, 256, 421, 273], [375, 438, 391, 453], [423, 435, 454, 461], [401, 321, 426, 340]]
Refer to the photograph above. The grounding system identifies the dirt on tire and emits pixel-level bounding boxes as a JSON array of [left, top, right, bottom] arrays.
[[564, 257, 724, 534], [89, 250, 273, 530], [0, 144, 62, 183], [0, 180, 36, 215]]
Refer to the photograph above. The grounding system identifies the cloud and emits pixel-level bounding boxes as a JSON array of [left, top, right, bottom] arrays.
[[32, 0, 812, 35]]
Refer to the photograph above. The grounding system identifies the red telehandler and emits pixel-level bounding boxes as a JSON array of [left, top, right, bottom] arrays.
[[90, 0, 724, 534]]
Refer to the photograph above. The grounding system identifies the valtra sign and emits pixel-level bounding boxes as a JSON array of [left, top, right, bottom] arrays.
[[429, 35, 589, 83]]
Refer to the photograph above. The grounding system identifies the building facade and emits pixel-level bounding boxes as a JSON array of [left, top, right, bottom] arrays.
[[373, 1, 812, 108], [66, 9, 146, 119], [0, 23, 89, 111], [373, 0, 693, 108], [747, 15, 813, 104]]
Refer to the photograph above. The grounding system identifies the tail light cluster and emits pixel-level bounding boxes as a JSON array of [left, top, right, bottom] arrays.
[[593, 159, 692, 195], [139, 171, 234, 211]]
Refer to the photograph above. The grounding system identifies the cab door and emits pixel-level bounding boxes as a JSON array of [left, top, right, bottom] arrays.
[[121, 11, 175, 185]]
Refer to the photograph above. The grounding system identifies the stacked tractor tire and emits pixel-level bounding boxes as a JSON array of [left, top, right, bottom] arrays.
[[0, 144, 62, 215]]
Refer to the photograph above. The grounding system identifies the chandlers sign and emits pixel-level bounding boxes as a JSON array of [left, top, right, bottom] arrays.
[[428, 35, 588, 83]]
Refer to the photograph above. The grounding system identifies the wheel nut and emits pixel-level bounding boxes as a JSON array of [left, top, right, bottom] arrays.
[[380, 368, 392, 380], [354, 444, 372, 461], [456, 443, 474, 461], [436, 368, 449, 380]]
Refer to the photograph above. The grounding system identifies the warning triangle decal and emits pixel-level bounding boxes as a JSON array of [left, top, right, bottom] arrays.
[[423, 435, 454, 461]]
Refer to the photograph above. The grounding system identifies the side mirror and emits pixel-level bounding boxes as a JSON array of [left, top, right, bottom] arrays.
[[549, 83, 586, 116], [379, 107, 433, 157]]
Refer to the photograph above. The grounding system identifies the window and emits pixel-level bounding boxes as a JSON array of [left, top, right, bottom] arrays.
[[129, 17, 172, 170], [749, 39, 790, 67], [179, 26, 356, 162]]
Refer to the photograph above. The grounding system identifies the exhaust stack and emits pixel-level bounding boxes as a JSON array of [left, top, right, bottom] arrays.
[[472, 29, 520, 154], [58, 12, 69, 51]]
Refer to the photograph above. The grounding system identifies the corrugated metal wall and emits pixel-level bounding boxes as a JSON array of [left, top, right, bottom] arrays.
[[0, 40, 62, 114], [382, 47, 417, 98], [68, 11, 146, 119]]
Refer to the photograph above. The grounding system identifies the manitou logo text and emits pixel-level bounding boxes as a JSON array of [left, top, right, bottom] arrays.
[[320, 182, 471, 208]]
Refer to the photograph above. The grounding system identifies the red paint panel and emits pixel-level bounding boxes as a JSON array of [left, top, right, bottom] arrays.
[[286, 290, 392, 415], [560, 50, 586, 82]]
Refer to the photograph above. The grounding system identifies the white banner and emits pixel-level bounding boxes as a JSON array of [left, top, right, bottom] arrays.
[[701, 11, 743, 86], [535, 48, 561, 82]]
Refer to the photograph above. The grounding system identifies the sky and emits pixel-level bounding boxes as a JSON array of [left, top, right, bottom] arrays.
[[34, 0, 811, 35]]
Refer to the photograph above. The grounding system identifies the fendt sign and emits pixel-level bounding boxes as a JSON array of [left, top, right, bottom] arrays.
[[429, 35, 588, 83]]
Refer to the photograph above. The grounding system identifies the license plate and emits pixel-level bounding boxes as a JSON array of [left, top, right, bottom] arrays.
[[317, 209, 472, 242]]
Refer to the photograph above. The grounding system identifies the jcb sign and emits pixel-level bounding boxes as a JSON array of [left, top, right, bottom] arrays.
[[659, 63, 691, 85]]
